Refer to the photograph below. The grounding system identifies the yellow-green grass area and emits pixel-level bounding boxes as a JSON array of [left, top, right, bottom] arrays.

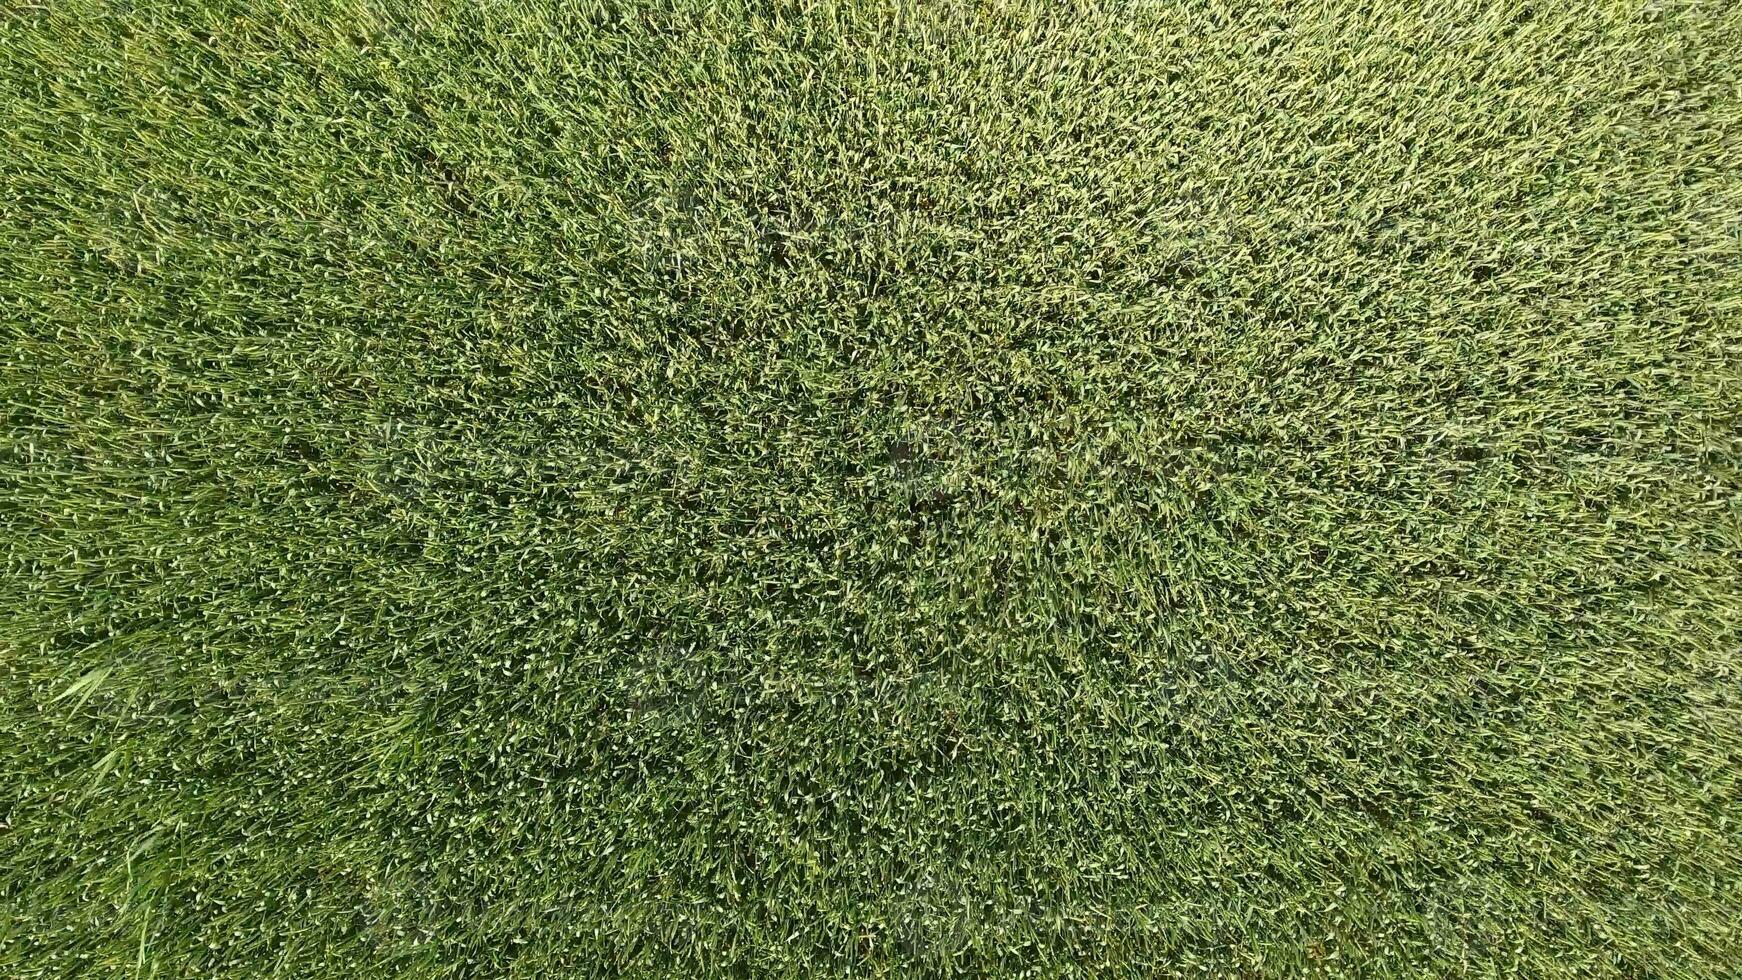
[[3, 1, 1740, 975]]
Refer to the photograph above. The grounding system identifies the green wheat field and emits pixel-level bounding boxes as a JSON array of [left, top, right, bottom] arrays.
[[4, 1, 1740, 975]]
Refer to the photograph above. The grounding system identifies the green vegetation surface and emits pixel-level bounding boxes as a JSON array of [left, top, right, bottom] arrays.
[[4, 1, 1740, 975]]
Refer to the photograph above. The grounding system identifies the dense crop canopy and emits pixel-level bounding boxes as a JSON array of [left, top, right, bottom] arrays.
[[3, 1, 1740, 975]]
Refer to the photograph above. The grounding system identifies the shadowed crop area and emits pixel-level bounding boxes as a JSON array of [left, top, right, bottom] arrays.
[[4, 0, 1741, 975]]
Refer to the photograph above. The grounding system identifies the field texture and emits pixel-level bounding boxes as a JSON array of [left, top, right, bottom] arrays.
[[4, 0, 1741, 975]]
